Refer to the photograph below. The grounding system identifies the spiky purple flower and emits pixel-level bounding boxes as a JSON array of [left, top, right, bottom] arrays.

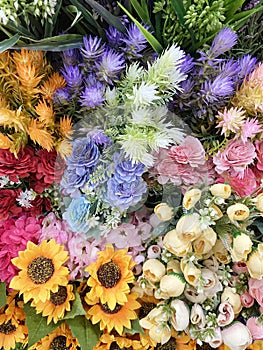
[[81, 35, 104, 61], [207, 28, 238, 58], [61, 65, 83, 91], [53, 87, 71, 104], [62, 49, 82, 66], [200, 75, 234, 103], [95, 49, 126, 84], [106, 26, 125, 49], [237, 55, 258, 81], [79, 83, 105, 109], [121, 23, 148, 59]]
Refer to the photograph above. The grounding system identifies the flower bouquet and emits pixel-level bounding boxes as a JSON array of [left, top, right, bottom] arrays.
[[0, 1, 263, 349]]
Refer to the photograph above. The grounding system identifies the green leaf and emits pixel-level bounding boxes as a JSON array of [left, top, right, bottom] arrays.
[[118, 2, 163, 53], [130, 0, 152, 26], [63, 290, 86, 320], [24, 303, 61, 348], [227, 6, 263, 24], [0, 34, 20, 53], [14, 34, 84, 51], [124, 318, 144, 335], [67, 316, 100, 349], [44, 0, 63, 37], [84, 0, 126, 32], [64, 5, 83, 31], [0, 282, 7, 308], [170, 0, 186, 26], [225, 0, 246, 18]]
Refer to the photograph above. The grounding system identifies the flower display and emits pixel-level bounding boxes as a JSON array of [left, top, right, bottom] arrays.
[[1, 3, 263, 349]]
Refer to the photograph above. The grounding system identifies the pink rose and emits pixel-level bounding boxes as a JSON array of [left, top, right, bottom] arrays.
[[247, 317, 263, 340], [217, 302, 235, 327], [232, 261, 248, 274], [213, 139, 256, 176], [217, 168, 257, 196], [248, 278, 263, 307], [168, 136, 206, 167], [240, 292, 254, 308]]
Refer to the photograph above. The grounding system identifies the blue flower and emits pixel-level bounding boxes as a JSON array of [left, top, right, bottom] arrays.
[[61, 64, 83, 91], [95, 49, 126, 84], [66, 137, 100, 169], [81, 35, 104, 61], [60, 167, 90, 197], [79, 84, 105, 109], [113, 154, 145, 183], [63, 196, 90, 233]]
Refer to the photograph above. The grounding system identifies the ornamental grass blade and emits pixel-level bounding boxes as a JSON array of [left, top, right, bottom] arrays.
[[0, 282, 6, 308], [0, 34, 20, 53], [118, 2, 163, 53], [84, 0, 126, 32]]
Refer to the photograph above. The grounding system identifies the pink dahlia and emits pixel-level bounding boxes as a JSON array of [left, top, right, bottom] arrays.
[[0, 214, 42, 285]]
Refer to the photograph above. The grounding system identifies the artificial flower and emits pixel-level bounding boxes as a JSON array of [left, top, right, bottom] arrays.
[[154, 202, 174, 221], [182, 188, 202, 210], [158, 273, 186, 298], [142, 259, 166, 284], [226, 203, 250, 222], [221, 322, 252, 350], [246, 244, 263, 279], [231, 233, 253, 262], [221, 287, 242, 315], [85, 244, 135, 310], [9, 239, 69, 303], [209, 183, 232, 199]]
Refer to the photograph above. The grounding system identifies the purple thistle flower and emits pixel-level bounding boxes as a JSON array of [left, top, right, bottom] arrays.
[[91, 131, 111, 147], [207, 28, 238, 58], [53, 87, 71, 104], [95, 49, 126, 84], [200, 75, 234, 103], [105, 26, 125, 49], [81, 35, 105, 61], [179, 54, 195, 74], [237, 54, 258, 81], [79, 83, 105, 109], [121, 23, 148, 59], [84, 73, 100, 87], [218, 59, 240, 78], [61, 65, 83, 91]]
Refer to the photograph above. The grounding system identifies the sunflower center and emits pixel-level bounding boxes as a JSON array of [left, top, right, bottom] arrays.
[[0, 320, 16, 335], [139, 302, 156, 319], [97, 261, 121, 288], [27, 256, 54, 284], [100, 303, 122, 314], [154, 337, 176, 350], [109, 342, 132, 350], [50, 286, 68, 305], [50, 335, 70, 350]]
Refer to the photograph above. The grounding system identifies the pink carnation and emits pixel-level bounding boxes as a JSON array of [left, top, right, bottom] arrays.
[[0, 214, 42, 285], [213, 139, 256, 176]]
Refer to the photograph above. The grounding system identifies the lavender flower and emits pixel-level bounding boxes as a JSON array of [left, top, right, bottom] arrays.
[[121, 23, 148, 59], [95, 49, 126, 84], [207, 27, 238, 58], [90, 131, 111, 147], [218, 59, 240, 79], [79, 84, 105, 109], [61, 65, 83, 91], [81, 35, 104, 61]]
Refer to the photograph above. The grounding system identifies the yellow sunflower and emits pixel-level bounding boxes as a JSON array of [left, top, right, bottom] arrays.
[[10, 239, 69, 304], [0, 315, 27, 350], [94, 332, 146, 350], [31, 284, 75, 324], [88, 292, 140, 335], [85, 244, 135, 310], [28, 322, 79, 350]]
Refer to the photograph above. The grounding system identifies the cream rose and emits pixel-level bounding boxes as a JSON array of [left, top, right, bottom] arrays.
[[213, 239, 231, 264], [154, 203, 174, 221], [180, 261, 201, 286], [170, 299, 190, 331], [163, 230, 192, 257], [175, 213, 202, 242], [247, 244, 263, 279], [190, 303, 206, 328], [166, 259, 181, 274], [182, 188, 202, 210], [231, 233, 253, 262], [226, 203, 250, 222], [221, 287, 242, 315], [210, 183, 231, 199], [254, 193, 263, 212], [159, 273, 186, 298], [193, 227, 217, 255], [142, 259, 166, 283], [222, 322, 252, 350]]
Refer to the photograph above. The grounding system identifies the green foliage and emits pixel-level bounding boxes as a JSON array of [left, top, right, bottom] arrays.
[[124, 318, 145, 335], [0, 282, 7, 308], [67, 316, 101, 349], [63, 291, 86, 320]]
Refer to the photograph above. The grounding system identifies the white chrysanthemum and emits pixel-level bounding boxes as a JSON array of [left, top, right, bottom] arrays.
[[128, 82, 159, 108]]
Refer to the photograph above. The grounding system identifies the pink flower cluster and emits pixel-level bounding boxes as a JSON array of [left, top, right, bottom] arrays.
[[151, 136, 215, 190], [0, 214, 42, 284]]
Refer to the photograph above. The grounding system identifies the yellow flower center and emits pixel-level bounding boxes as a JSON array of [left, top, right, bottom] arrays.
[[0, 320, 16, 335], [100, 303, 122, 314], [154, 337, 176, 350], [27, 256, 54, 284], [97, 261, 121, 288], [50, 286, 68, 305], [50, 335, 70, 350]]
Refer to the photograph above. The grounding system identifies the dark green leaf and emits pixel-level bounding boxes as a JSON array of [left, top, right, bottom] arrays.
[[225, 0, 246, 18], [44, 0, 63, 37], [4, 22, 35, 38], [170, 0, 186, 26], [24, 303, 61, 347], [0, 34, 20, 53], [227, 6, 263, 24], [64, 5, 83, 31], [130, 0, 152, 26], [124, 318, 144, 335], [85, 0, 126, 32], [118, 2, 163, 53], [0, 282, 7, 308], [67, 316, 100, 349], [63, 291, 86, 320]]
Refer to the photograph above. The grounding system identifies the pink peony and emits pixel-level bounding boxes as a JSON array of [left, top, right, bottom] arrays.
[[213, 139, 256, 176], [0, 214, 42, 285], [248, 278, 263, 307], [247, 317, 263, 340]]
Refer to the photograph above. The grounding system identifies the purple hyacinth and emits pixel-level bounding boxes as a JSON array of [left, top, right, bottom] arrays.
[[121, 23, 148, 59], [207, 28, 238, 58], [61, 65, 83, 91], [79, 83, 105, 109], [95, 49, 126, 84], [81, 35, 105, 61]]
